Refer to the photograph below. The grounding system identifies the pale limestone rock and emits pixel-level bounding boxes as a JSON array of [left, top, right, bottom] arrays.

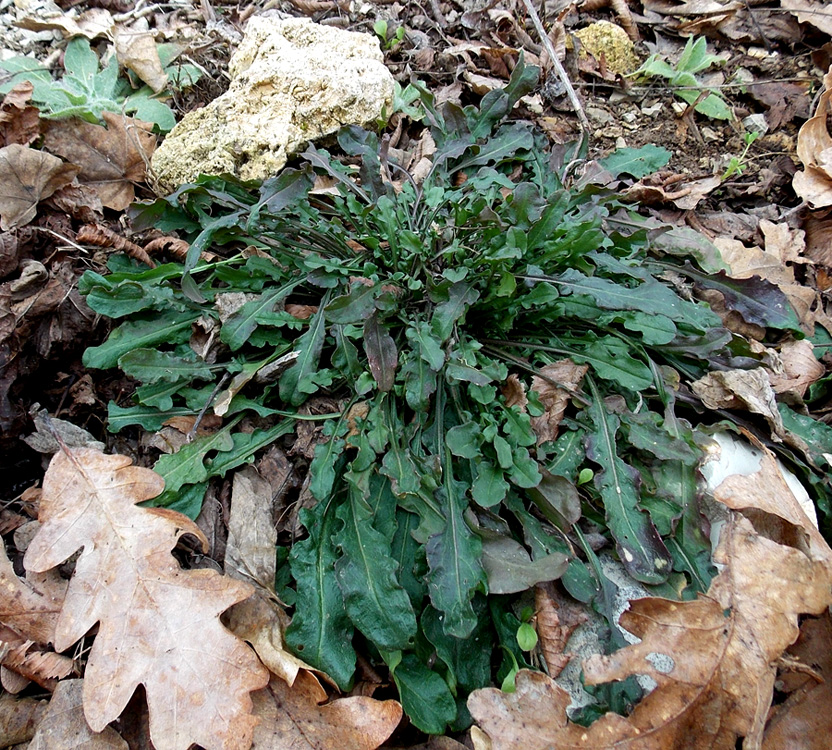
[[151, 16, 394, 189]]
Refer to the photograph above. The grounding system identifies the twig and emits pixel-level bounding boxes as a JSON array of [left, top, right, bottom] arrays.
[[520, 0, 591, 136]]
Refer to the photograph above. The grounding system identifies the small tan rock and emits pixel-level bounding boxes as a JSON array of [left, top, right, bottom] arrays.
[[151, 17, 394, 190]]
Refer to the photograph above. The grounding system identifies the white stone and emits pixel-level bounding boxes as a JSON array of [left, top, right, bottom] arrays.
[[151, 16, 394, 189]]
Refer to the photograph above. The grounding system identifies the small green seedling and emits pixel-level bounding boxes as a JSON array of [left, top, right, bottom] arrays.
[[720, 131, 760, 181], [0, 38, 201, 132], [373, 19, 406, 50], [633, 36, 732, 121]]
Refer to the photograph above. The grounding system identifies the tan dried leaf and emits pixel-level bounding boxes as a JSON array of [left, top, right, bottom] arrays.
[[533, 582, 588, 679], [469, 450, 832, 749], [0, 145, 79, 230], [251, 669, 402, 749], [793, 66, 832, 207], [28, 679, 127, 750], [712, 236, 794, 285], [113, 28, 168, 92], [768, 339, 824, 397], [782, 0, 832, 36], [22, 448, 269, 750], [0, 693, 47, 746], [42, 113, 156, 211], [530, 360, 588, 445]]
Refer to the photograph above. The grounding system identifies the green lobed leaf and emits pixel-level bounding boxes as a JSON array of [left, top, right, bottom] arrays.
[[152, 425, 236, 495], [285, 503, 356, 690], [83, 312, 199, 370], [107, 403, 196, 432], [220, 283, 297, 351], [599, 145, 672, 179], [584, 393, 672, 584], [117, 349, 213, 384], [426, 462, 486, 638], [279, 297, 329, 405]]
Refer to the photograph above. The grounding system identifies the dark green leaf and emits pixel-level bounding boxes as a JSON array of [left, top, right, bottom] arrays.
[[152, 426, 235, 495], [426, 466, 486, 638], [446, 422, 481, 458], [221, 283, 296, 351], [480, 534, 568, 594], [388, 653, 456, 735], [406, 323, 445, 371], [325, 280, 380, 325], [432, 283, 480, 343], [471, 462, 509, 508], [107, 403, 196, 432], [286, 503, 356, 689], [585, 395, 672, 584], [422, 601, 491, 692], [83, 312, 199, 369], [279, 298, 329, 406], [118, 349, 213, 384], [333, 489, 417, 650]]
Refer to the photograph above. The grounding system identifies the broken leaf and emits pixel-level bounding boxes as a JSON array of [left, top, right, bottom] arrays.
[[480, 535, 568, 594], [23, 448, 269, 750], [28, 679, 127, 750], [42, 112, 156, 211], [251, 669, 402, 750], [113, 28, 168, 93], [529, 359, 588, 445], [0, 145, 79, 230]]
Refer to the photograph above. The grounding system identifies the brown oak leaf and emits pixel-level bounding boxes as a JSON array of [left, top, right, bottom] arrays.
[[42, 113, 156, 211], [251, 669, 402, 749], [23, 448, 269, 750], [0, 145, 79, 230]]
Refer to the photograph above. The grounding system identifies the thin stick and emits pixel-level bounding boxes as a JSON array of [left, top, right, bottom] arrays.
[[520, 0, 591, 136]]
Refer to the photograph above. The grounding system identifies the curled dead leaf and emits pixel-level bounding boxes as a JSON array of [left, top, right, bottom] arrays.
[[113, 28, 168, 93], [793, 66, 832, 208], [530, 359, 588, 445], [0, 145, 79, 231], [0, 82, 40, 148]]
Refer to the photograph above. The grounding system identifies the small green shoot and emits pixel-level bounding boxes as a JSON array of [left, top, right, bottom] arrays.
[[632, 36, 732, 121], [720, 131, 760, 181], [373, 19, 405, 50]]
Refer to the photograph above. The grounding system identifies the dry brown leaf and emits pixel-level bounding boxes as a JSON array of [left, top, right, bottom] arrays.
[[530, 360, 588, 445], [501, 374, 528, 410], [0, 145, 79, 230], [469, 448, 832, 749], [0, 82, 41, 147], [691, 368, 785, 437], [768, 339, 825, 397], [251, 669, 402, 749], [42, 113, 156, 211], [16, 7, 114, 39], [793, 66, 832, 208], [113, 28, 168, 93], [28, 679, 128, 750], [0, 539, 63, 644], [783, 0, 832, 36], [625, 175, 721, 210], [533, 582, 587, 678], [712, 237, 795, 286], [225, 466, 277, 587], [225, 592, 312, 688], [0, 693, 46, 746], [22, 448, 269, 750]]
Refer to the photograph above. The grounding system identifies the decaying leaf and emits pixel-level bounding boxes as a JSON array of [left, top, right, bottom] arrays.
[[762, 613, 832, 749], [0, 692, 47, 745], [0, 82, 41, 147], [0, 145, 79, 230], [533, 582, 588, 678], [0, 638, 75, 690], [22, 448, 269, 750], [793, 66, 832, 208], [469, 448, 832, 749], [42, 113, 156, 211], [692, 368, 785, 437], [251, 669, 402, 750], [28, 679, 128, 750], [529, 360, 588, 445]]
